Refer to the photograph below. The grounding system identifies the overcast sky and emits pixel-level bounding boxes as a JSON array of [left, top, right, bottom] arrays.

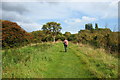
[[1, 0, 119, 33]]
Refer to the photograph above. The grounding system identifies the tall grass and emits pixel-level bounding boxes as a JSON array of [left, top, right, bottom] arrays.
[[72, 43, 118, 78], [2, 43, 53, 78], [2, 42, 119, 78]]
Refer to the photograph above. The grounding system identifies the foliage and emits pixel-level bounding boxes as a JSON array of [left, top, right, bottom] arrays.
[[2, 20, 32, 48], [64, 32, 71, 40], [85, 23, 93, 30], [42, 22, 62, 42], [78, 27, 119, 53], [1, 20, 119, 54], [30, 30, 44, 43], [95, 23, 99, 30], [30, 30, 64, 42]]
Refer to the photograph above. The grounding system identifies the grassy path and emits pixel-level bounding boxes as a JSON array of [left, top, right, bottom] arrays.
[[44, 42, 93, 78], [2, 42, 118, 78]]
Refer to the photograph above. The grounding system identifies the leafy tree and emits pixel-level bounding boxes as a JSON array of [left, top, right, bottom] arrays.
[[31, 30, 45, 43], [42, 22, 62, 42], [95, 23, 99, 30], [85, 24, 88, 30], [2, 20, 32, 48], [85, 23, 93, 30], [64, 32, 71, 40]]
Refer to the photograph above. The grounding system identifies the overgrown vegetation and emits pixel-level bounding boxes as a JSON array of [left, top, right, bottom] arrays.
[[78, 28, 119, 54], [2, 20, 33, 48], [1, 20, 119, 54]]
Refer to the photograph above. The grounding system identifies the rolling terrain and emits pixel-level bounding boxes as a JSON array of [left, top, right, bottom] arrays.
[[2, 42, 118, 78]]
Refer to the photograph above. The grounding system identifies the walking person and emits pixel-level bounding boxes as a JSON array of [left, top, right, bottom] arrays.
[[63, 39, 68, 52]]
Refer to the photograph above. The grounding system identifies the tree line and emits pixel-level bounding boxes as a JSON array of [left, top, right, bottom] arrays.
[[1, 20, 119, 54]]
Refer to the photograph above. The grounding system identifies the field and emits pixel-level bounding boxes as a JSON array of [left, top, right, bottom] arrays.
[[2, 42, 118, 78]]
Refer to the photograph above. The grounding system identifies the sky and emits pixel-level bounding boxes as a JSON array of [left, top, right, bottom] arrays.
[[0, 0, 119, 34]]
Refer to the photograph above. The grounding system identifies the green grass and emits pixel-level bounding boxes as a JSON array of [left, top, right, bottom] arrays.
[[2, 42, 118, 78]]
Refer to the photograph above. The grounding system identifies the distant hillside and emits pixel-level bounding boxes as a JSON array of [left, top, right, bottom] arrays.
[[1, 20, 32, 48]]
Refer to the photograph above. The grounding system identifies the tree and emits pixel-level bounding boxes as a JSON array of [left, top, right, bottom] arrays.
[[2, 20, 32, 48], [64, 32, 71, 40], [42, 22, 62, 42], [85, 23, 93, 30], [31, 30, 45, 43], [85, 24, 88, 30], [95, 23, 99, 30]]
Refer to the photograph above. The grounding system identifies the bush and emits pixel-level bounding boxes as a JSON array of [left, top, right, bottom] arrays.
[[2, 20, 32, 48], [78, 28, 119, 53]]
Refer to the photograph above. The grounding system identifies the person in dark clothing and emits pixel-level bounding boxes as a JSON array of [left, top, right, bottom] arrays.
[[63, 39, 68, 52]]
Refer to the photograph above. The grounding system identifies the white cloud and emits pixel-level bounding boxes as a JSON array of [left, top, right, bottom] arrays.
[[17, 22, 42, 32], [1, 0, 119, 2], [63, 16, 97, 33], [1, 3, 42, 32], [82, 16, 97, 22], [2, 2, 29, 15], [64, 16, 97, 25], [64, 18, 81, 24], [2, 10, 32, 23], [74, 19, 81, 22], [66, 2, 118, 19], [2, 2, 118, 20], [24, 2, 71, 20], [1, 1, 118, 33]]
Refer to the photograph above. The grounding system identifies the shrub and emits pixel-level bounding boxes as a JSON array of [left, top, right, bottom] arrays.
[[2, 20, 32, 48]]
